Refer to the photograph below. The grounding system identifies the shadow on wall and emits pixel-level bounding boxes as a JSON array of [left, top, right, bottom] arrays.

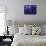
[[5, 20, 46, 27]]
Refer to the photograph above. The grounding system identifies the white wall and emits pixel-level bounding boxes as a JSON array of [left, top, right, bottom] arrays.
[[0, 0, 46, 22]]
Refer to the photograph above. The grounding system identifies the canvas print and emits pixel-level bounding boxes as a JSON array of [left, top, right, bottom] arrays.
[[24, 5, 37, 15]]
